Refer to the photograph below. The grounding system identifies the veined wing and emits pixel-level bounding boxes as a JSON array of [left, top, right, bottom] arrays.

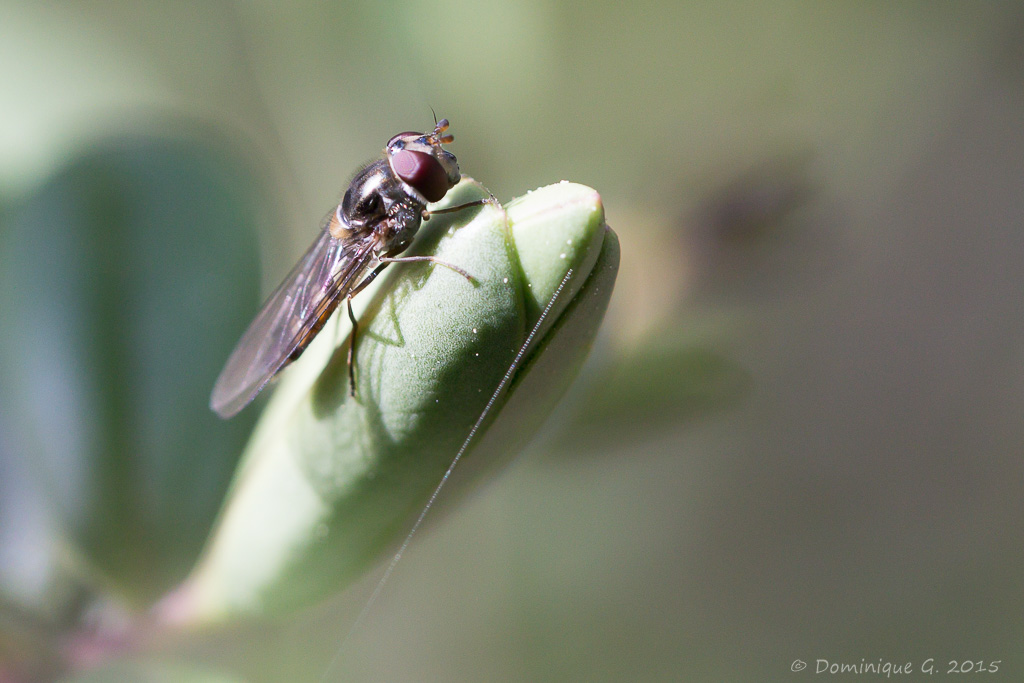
[[210, 209, 376, 418]]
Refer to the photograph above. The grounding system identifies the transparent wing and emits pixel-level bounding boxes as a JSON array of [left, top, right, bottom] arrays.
[[210, 209, 376, 418]]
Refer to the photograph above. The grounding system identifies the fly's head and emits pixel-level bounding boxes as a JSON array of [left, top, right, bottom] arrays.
[[386, 119, 461, 204]]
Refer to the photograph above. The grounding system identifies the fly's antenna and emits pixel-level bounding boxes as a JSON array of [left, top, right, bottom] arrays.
[[430, 116, 454, 145]]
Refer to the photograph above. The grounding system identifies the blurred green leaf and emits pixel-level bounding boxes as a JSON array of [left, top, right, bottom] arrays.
[[550, 338, 750, 456], [0, 128, 268, 606], [170, 181, 617, 623]]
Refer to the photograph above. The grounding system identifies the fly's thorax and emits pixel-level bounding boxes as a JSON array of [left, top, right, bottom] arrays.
[[373, 201, 422, 257], [340, 160, 391, 229]]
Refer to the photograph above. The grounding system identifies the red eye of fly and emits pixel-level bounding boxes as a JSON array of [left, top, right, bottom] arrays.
[[391, 149, 450, 202]]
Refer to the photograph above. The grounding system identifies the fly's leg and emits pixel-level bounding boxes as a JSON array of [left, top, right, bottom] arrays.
[[422, 189, 500, 222], [346, 254, 476, 397], [346, 299, 358, 396], [422, 198, 491, 219], [393, 195, 499, 280], [377, 255, 474, 282], [347, 197, 491, 397], [346, 262, 390, 397]]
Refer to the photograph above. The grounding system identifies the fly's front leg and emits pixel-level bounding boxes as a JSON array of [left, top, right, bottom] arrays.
[[420, 193, 497, 222]]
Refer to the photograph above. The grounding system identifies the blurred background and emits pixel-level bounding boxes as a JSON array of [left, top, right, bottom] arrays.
[[2, 1, 1024, 681]]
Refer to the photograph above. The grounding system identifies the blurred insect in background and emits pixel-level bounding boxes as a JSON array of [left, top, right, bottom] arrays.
[[210, 118, 485, 418]]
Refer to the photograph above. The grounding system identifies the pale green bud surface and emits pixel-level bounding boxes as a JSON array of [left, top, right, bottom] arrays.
[[169, 180, 619, 623]]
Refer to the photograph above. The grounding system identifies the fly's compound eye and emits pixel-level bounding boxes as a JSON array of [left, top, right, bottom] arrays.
[[392, 149, 451, 202]]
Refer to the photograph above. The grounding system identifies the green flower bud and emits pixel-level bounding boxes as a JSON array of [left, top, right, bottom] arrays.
[[171, 180, 618, 623]]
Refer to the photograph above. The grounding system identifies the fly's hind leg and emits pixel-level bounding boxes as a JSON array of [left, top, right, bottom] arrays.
[[346, 262, 390, 397], [346, 298, 359, 397]]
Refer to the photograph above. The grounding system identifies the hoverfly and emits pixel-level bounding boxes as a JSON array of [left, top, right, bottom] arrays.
[[210, 118, 483, 419]]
